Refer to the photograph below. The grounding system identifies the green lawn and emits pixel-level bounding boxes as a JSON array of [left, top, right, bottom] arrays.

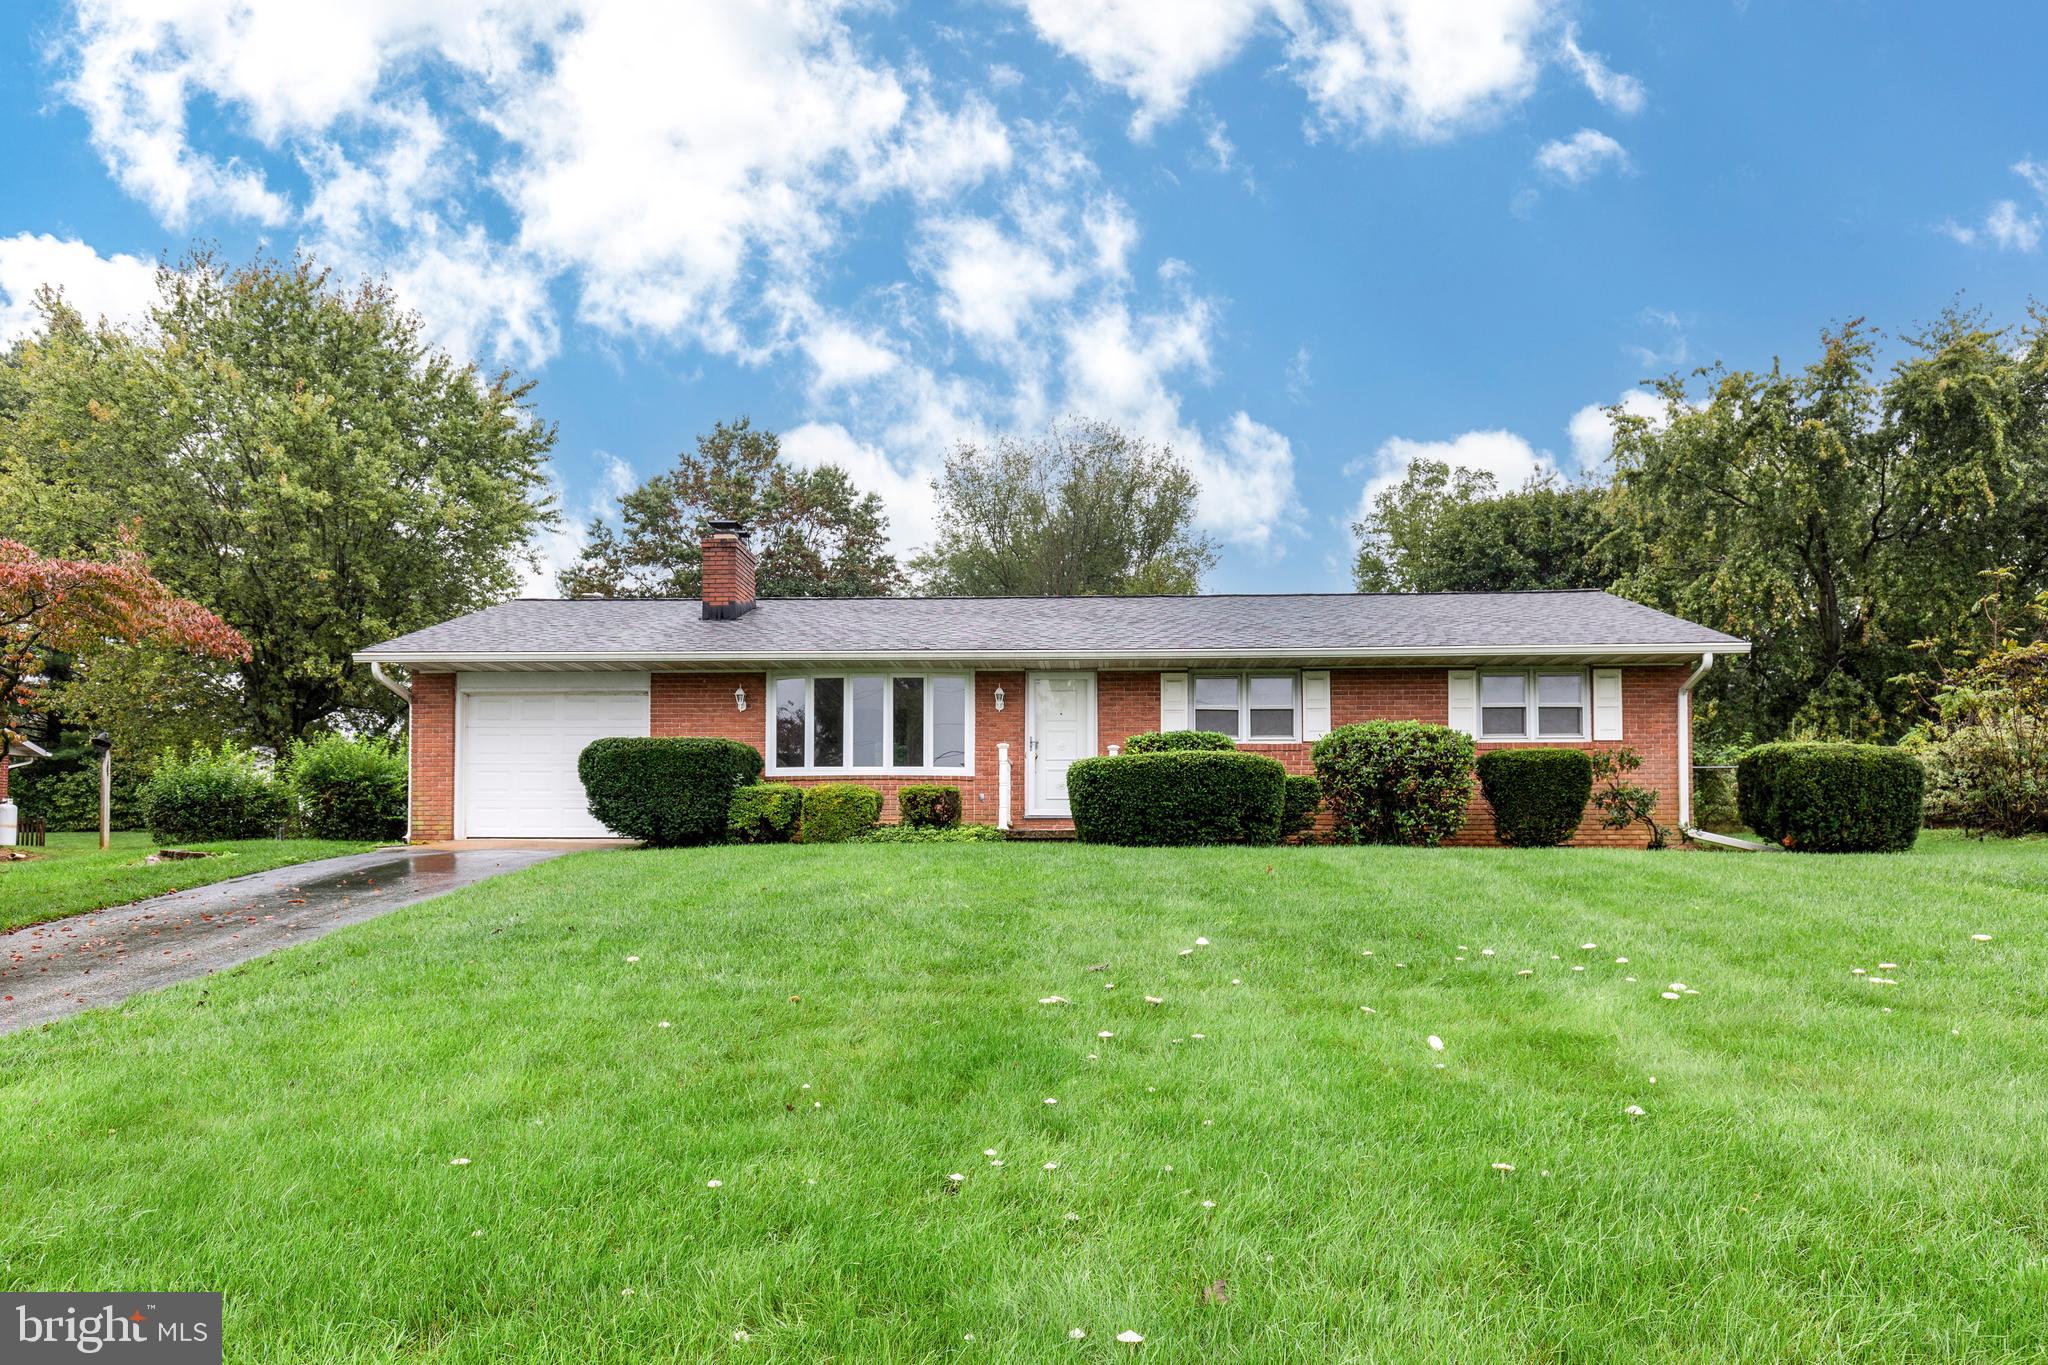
[[1, 831, 381, 930], [2, 835, 2044, 1362]]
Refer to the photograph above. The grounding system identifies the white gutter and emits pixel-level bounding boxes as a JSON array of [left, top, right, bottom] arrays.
[[369, 661, 412, 701], [1675, 651, 1713, 829], [354, 641, 1751, 668]]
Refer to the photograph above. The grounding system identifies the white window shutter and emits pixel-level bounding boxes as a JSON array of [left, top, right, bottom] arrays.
[[1447, 669, 1478, 738], [1159, 672, 1189, 731], [1302, 670, 1332, 740], [1592, 668, 1624, 740]]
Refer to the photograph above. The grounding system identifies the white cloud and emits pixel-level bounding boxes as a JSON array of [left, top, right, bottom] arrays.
[[1534, 128, 1629, 185], [1288, 0, 1556, 141], [1011, 0, 1270, 135], [1559, 25, 1644, 116], [1940, 159, 2048, 253], [1567, 389, 1665, 470], [781, 420, 942, 555], [923, 217, 1076, 345], [0, 233, 159, 344], [1350, 428, 1553, 531]]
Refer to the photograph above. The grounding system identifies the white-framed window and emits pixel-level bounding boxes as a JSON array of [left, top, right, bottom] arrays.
[[769, 672, 973, 774], [1189, 671, 1301, 742], [1478, 669, 1588, 741]]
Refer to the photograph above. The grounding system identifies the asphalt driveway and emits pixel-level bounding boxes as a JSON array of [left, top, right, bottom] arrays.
[[1, 846, 568, 1033]]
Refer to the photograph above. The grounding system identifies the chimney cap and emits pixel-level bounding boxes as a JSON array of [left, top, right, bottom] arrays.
[[706, 518, 751, 541]]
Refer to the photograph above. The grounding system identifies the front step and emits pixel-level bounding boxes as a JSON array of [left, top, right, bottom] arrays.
[[1005, 826, 1077, 842]]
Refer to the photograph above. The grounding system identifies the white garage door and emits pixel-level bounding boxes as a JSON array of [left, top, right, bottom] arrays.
[[460, 682, 650, 838]]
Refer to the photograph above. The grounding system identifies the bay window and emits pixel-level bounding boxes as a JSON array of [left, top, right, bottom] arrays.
[[1478, 669, 1588, 741], [769, 672, 972, 773], [1189, 672, 1301, 741]]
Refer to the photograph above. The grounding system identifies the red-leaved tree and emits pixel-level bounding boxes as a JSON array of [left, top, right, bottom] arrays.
[[1, 535, 249, 801]]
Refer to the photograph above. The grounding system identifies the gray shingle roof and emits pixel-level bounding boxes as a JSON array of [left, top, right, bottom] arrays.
[[356, 591, 1746, 665]]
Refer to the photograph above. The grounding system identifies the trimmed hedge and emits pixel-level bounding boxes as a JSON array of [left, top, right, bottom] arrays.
[[727, 783, 803, 843], [801, 783, 883, 843], [1476, 748, 1593, 848], [1281, 773, 1321, 840], [1737, 741, 1923, 852], [854, 823, 1007, 843], [1068, 750, 1286, 846], [898, 784, 963, 829], [1310, 721, 1475, 847], [138, 744, 290, 843], [1122, 730, 1236, 755], [286, 733, 409, 841], [577, 737, 763, 847]]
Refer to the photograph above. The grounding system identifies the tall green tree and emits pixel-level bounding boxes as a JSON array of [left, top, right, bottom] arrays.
[[559, 418, 901, 599], [911, 419, 1215, 595], [1609, 312, 2048, 742], [5, 253, 557, 752], [1351, 460, 1619, 593]]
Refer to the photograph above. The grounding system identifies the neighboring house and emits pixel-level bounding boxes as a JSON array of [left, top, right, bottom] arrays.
[[354, 523, 1748, 846]]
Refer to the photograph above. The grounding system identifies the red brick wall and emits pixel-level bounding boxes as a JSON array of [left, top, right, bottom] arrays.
[[409, 672, 456, 842], [650, 671, 1033, 827], [1086, 665, 1687, 849]]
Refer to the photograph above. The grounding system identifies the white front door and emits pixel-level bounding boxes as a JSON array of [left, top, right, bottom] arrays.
[[1027, 672, 1095, 818]]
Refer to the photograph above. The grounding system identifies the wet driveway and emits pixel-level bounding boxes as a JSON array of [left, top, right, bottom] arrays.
[[1, 846, 567, 1033]]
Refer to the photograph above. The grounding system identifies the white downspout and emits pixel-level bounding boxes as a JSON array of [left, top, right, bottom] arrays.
[[369, 662, 415, 844], [1676, 651, 1713, 829]]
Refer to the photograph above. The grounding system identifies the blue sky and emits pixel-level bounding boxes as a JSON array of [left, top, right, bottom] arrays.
[[3, 2, 2044, 594]]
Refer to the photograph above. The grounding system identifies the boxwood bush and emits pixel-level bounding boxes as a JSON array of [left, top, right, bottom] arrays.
[[853, 823, 1006, 843], [1122, 730, 1237, 755], [286, 733, 408, 841], [1280, 773, 1321, 840], [1737, 741, 1923, 852], [577, 737, 763, 847], [1476, 748, 1593, 847], [138, 743, 290, 843], [1068, 750, 1286, 846], [1310, 721, 1475, 847], [727, 783, 803, 843], [898, 784, 962, 828], [801, 783, 883, 843]]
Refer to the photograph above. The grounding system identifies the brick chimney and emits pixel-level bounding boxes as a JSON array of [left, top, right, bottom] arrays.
[[701, 520, 757, 619]]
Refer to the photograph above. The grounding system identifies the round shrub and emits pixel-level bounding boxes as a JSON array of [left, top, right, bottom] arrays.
[[286, 733, 408, 840], [1067, 750, 1286, 846], [898, 784, 963, 829], [577, 737, 763, 847], [1280, 773, 1321, 841], [138, 743, 290, 843], [1476, 748, 1593, 847], [727, 783, 803, 843], [1310, 721, 1475, 847], [1122, 730, 1236, 755], [801, 783, 883, 843], [1736, 741, 1923, 852]]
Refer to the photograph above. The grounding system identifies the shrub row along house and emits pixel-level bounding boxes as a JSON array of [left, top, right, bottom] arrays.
[[353, 523, 1749, 846]]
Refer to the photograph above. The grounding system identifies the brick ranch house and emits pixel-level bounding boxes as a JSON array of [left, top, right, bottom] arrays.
[[354, 524, 1748, 847]]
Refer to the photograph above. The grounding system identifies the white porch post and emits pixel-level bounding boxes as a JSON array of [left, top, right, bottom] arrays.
[[997, 742, 1012, 830]]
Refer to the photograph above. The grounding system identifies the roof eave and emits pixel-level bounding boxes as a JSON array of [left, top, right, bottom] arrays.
[[354, 641, 1749, 668]]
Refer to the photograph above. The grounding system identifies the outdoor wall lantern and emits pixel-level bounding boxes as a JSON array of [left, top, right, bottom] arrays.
[[994, 686, 1006, 712], [735, 685, 748, 712]]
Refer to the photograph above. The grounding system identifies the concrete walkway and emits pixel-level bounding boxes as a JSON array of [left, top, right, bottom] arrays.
[[1, 846, 567, 1033]]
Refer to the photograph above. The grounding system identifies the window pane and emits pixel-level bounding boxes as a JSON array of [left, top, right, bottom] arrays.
[[1481, 706, 1526, 738], [1248, 675, 1295, 709], [850, 676, 885, 767], [1193, 675, 1241, 708], [1248, 709, 1294, 738], [1194, 710, 1241, 736], [813, 677, 844, 767], [892, 677, 924, 768], [931, 676, 967, 768], [1479, 673, 1526, 706], [775, 678, 806, 768], [1537, 706, 1582, 736], [1537, 673, 1583, 706]]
